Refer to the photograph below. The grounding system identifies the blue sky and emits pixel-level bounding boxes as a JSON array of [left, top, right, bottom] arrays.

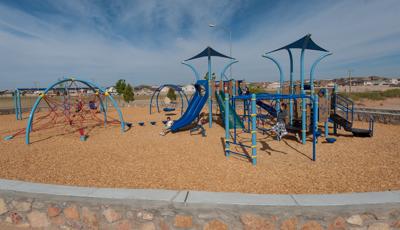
[[0, 0, 399, 89]]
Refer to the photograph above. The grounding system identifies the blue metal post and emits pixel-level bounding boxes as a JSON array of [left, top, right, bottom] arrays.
[[182, 61, 200, 82], [288, 49, 294, 126], [208, 56, 212, 128], [333, 83, 338, 135], [16, 89, 22, 120], [251, 94, 257, 165], [312, 95, 318, 161], [225, 93, 230, 157], [14, 90, 18, 120], [300, 49, 307, 144], [324, 88, 330, 137], [262, 55, 284, 113]]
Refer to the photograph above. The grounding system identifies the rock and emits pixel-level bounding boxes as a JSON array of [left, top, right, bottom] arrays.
[[392, 220, 400, 228], [50, 215, 66, 226], [32, 201, 45, 209], [9, 212, 23, 224], [140, 222, 156, 230], [328, 216, 346, 230], [368, 223, 390, 230], [347, 215, 363, 226], [15, 223, 30, 228], [159, 219, 170, 230], [203, 219, 228, 230], [280, 217, 298, 230], [240, 213, 275, 230], [301, 221, 323, 230], [137, 211, 154, 220], [126, 211, 134, 219], [0, 198, 8, 215], [114, 219, 132, 230], [82, 207, 98, 228], [174, 215, 193, 228], [11, 201, 31, 212], [103, 208, 122, 223], [47, 205, 61, 217], [367, 223, 390, 230], [27, 210, 50, 228], [64, 204, 80, 221]]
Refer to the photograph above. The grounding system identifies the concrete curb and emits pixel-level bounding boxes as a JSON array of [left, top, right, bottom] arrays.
[[0, 179, 399, 207]]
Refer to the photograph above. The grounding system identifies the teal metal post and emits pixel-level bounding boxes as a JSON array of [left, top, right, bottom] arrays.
[[251, 93, 257, 165], [262, 55, 284, 112], [208, 56, 212, 128], [14, 90, 18, 120], [225, 93, 230, 157], [288, 49, 294, 126], [300, 49, 307, 144], [16, 89, 22, 120]]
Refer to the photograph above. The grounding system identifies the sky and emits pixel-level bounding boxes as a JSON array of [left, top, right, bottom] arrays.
[[0, 0, 399, 89]]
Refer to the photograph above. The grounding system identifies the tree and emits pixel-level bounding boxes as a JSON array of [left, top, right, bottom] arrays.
[[123, 84, 134, 102], [115, 79, 126, 95], [166, 88, 177, 101]]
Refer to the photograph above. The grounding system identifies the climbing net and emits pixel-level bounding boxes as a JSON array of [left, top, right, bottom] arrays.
[[5, 78, 127, 144]]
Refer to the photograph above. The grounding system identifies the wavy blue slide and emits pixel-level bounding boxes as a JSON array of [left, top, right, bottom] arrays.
[[170, 80, 208, 132]]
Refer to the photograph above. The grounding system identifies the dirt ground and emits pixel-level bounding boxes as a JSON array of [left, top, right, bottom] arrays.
[[0, 106, 399, 194]]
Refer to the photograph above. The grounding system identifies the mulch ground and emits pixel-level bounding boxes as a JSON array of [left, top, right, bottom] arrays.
[[0, 106, 399, 194]]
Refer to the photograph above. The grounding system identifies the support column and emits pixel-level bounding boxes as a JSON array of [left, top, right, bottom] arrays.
[[312, 95, 318, 161], [225, 93, 230, 158], [208, 56, 212, 128], [288, 49, 294, 126], [300, 49, 307, 144], [251, 94, 257, 165]]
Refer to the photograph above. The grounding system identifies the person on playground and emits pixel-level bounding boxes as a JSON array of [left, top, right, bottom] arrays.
[[160, 116, 174, 136], [190, 112, 207, 137], [272, 102, 288, 141]]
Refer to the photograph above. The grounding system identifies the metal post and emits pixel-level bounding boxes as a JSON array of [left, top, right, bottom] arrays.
[[251, 94, 257, 165], [300, 49, 307, 144], [208, 56, 212, 128], [225, 93, 230, 157], [325, 88, 330, 137], [288, 49, 294, 126], [312, 95, 318, 161], [262, 55, 284, 112]]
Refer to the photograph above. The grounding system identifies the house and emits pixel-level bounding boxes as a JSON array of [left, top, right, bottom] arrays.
[[182, 84, 195, 94]]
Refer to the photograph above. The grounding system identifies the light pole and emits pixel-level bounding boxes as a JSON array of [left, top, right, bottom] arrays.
[[209, 23, 232, 78]]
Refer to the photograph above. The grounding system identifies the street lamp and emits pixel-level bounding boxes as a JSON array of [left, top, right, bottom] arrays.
[[209, 23, 233, 78]]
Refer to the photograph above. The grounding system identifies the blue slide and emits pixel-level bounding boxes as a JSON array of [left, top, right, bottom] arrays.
[[256, 100, 277, 118], [171, 80, 208, 132]]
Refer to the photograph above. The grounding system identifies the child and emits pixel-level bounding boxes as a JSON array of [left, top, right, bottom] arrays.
[[190, 112, 206, 137], [272, 102, 288, 141], [160, 117, 174, 136]]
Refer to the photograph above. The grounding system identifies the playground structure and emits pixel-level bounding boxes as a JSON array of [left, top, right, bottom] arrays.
[[5, 78, 127, 144], [168, 46, 235, 132], [149, 84, 189, 115]]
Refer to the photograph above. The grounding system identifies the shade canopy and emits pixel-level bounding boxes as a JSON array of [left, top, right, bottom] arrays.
[[185, 46, 234, 61], [266, 34, 329, 54]]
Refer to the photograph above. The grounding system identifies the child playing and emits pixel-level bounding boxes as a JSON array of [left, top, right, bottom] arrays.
[[160, 117, 174, 136], [190, 112, 206, 137], [272, 102, 288, 141]]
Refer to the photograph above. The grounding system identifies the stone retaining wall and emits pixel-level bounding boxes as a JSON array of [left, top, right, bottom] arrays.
[[0, 190, 399, 229], [354, 109, 400, 125]]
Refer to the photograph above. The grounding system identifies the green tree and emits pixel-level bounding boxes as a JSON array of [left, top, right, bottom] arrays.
[[166, 88, 177, 101], [115, 79, 126, 95], [123, 84, 134, 102]]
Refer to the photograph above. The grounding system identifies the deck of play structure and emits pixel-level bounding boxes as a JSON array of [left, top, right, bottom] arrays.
[[1, 34, 398, 194]]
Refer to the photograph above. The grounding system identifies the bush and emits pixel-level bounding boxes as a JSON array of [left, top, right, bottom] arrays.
[[167, 88, 177, 101], [123, 84, 134, 102]]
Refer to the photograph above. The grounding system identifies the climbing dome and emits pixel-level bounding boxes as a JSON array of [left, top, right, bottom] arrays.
[[5, 78, 127, 144]]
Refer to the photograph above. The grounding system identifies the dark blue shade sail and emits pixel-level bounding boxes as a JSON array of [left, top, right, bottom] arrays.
[[185, 46, 234, 61], [266, 34, 329, 54]]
